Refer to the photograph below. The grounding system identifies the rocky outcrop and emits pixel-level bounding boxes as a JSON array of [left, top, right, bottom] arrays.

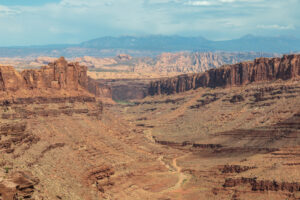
[[116, 54, 132, 61], [0, 96, 102, 120], [154, 138, 223, 149], [0, 57, 88, 91], [0, 122, 40, 154], [224, 177, 300, 193], [87, 166, 115, 193], [22, 56, 88, 90], [0, 57, 107, 99], [220, 165, 256, 173], [229, 95, 245, 103], [0, 66, 23, 91], [0, 96, 96, 105], [0, 171, 39, 199], [149, 54, 300, 95], [192, 143, 223, 149]]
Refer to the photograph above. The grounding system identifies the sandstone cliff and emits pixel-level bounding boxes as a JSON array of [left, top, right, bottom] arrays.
[[0, 57, 104, 99], [149, 54, 300, 95], [88, 77, 112, 98], [0, 65, 24, 91], [22, 56, 88, 90]]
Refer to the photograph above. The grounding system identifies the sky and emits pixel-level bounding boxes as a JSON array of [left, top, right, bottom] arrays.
[[0, 0, 299, 46]]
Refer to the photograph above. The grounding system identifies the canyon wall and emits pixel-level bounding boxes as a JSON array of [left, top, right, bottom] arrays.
[[88, 77, 112, 98], [89, 79, 149, 101], [149, 54, 300, 95], [0, 57, 88, 91], [0, 65, 24, 91], [0, 57, 105, 97]]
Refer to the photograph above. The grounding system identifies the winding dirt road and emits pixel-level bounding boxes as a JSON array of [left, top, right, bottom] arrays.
[[158, 154, 191, 193]]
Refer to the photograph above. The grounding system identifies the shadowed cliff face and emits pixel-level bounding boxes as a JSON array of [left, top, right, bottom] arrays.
[[149, 54, 300, 95], [87, 77, 112, 98]]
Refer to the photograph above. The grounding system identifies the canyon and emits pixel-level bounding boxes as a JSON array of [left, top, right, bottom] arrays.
[[19, 51, 276, 75], [0, 51, 278, 101], [0, 54, 300, 199]]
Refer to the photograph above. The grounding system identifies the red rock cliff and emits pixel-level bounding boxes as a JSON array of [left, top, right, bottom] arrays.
[[21, 57, 88, 90], [0, 66, 24, 91], [0, 57, 104, 97], [149, 54, 300, 95]]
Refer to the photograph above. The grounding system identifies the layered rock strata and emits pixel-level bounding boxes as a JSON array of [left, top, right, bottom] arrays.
[[0, 56, 109, 100], [149, 54, 300, 95], [224, 177, 300, 193], [0, 171, 39, 199], [0, 57, 88, 91]]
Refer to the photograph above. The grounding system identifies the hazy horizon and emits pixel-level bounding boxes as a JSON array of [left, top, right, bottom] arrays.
[[0, 0, 299, 46], [1, 34, 299, 48]]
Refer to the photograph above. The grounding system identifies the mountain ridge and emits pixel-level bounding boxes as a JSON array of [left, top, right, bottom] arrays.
[[0, 35, 299, 57]]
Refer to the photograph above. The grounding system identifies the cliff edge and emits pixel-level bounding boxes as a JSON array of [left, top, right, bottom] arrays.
[[149, 54, 300, 95], [0, 57, 106, 100]]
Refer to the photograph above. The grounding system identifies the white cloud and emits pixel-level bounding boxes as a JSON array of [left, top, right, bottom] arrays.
[[184, 0, 265, 6], [219, 0, 261, 2], [0, 0, 298, 45], [59, 0, 115, 7], [257, 24, 295, 30], [219, 0, 237, 2], [0, 5, 20, 15], [184, 1, 215, 6]]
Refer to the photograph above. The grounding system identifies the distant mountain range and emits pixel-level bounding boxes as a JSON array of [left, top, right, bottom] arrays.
[[0, 35, 299, 57]]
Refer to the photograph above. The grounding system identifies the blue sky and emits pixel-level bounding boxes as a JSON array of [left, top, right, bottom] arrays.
[[0, 0, 299, 46]]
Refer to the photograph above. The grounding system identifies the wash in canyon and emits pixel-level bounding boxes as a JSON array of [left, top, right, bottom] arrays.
[[0, 54, 300, 199]]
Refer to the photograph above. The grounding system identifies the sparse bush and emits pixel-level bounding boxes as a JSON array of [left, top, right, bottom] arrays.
[[4, 167, 10, 173]]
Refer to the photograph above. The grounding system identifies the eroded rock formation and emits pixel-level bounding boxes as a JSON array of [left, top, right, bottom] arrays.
[[220, 165, 256, 173], [87, 166, 115, 193], [0, 66, 23, 91], [0, 122, 39, 154], [149, 54, 300, 95], [0, 171, 39, 199], [0, 57, 108, 99], [133, 52, 278, 73], [0, 57, 87, 91], [224, 177, 300, 193]]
